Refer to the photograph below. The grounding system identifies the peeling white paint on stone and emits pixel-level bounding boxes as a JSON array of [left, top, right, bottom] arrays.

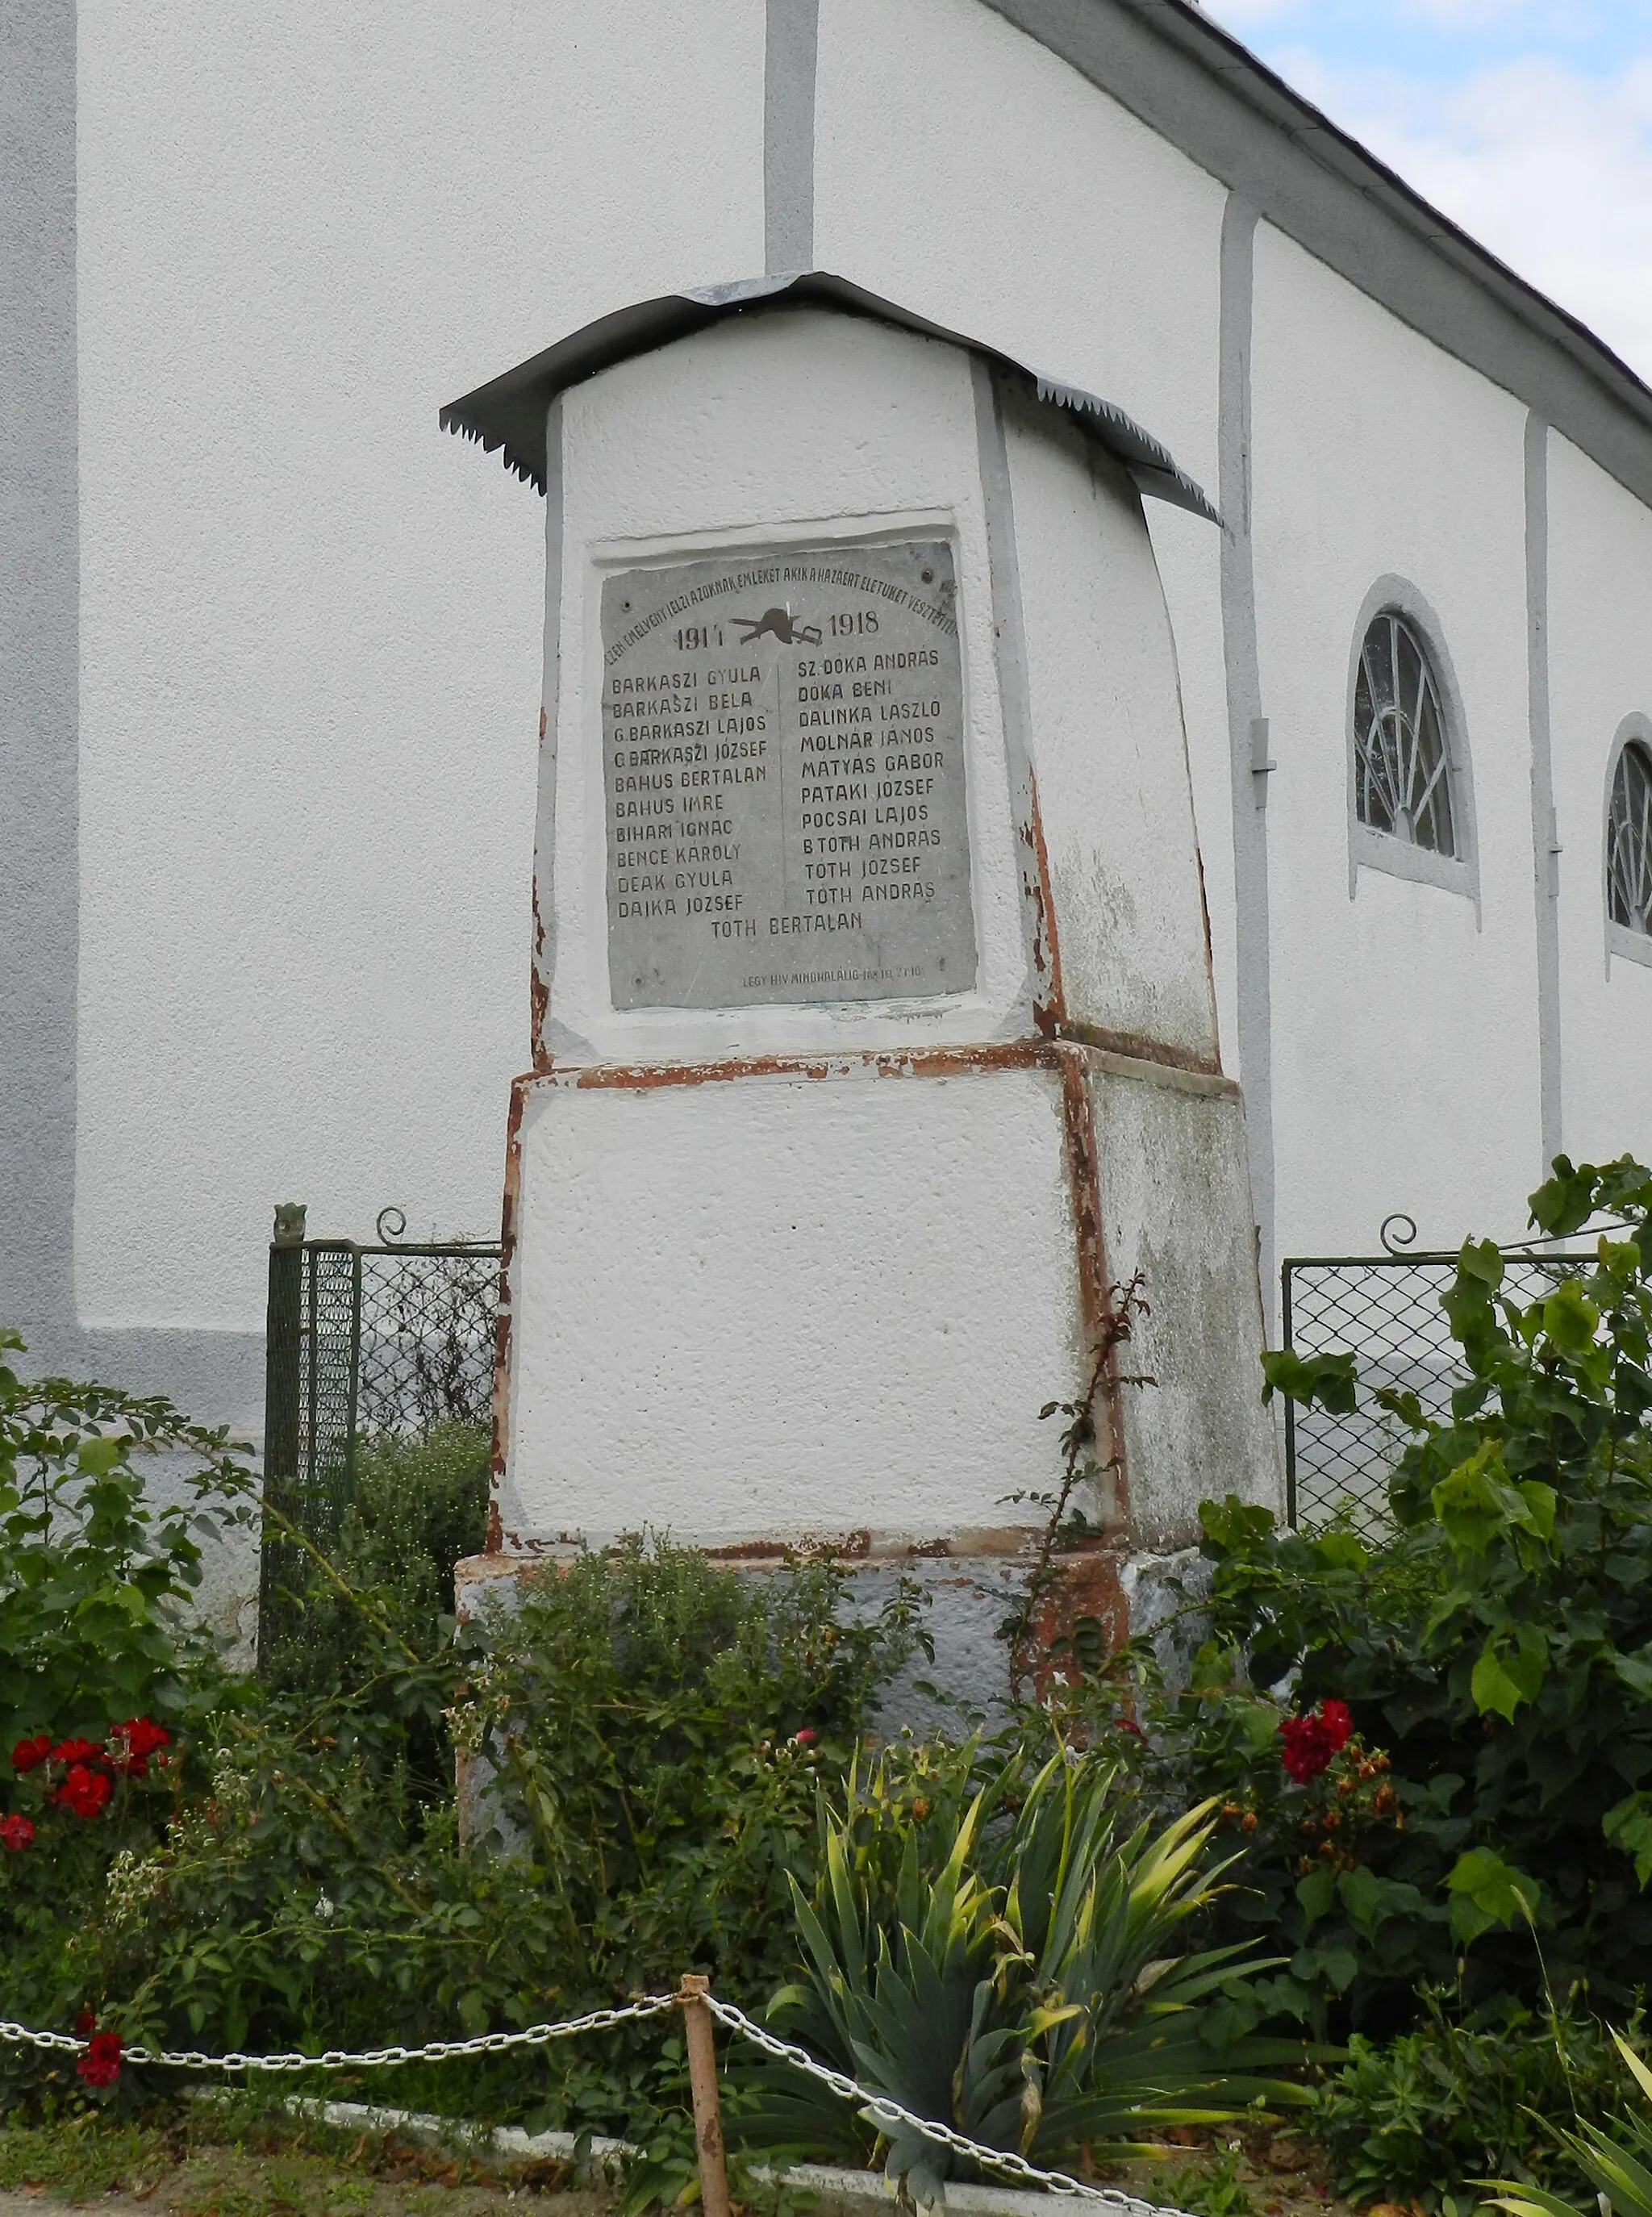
[[546, 314, 1028, 1069], [496, 301, 1279, 1575], [508, 1062, 1084, 1547]]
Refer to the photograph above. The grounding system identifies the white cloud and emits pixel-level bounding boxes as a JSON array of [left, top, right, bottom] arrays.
[[1273, 51, 1652, 382]]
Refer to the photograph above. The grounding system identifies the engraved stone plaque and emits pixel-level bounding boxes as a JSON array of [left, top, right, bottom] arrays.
[[601, 538, 975, 1010]]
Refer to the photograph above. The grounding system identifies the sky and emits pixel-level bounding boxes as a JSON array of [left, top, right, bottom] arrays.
[[1199, 0, 1652, 382]]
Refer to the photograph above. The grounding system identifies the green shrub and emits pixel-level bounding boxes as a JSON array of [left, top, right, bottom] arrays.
[[1212, 1153, 1652, 2027], [1485, 2026, 1652, 2217], [0, 1329, 254, 1756], [350, 1423, 492, 1614], [1313, 1992, 1643, 2210], [453, 1536, 929, 2001], [736, 1734, 1313, 2199], [2, 1483, 927, 2142], [1058, 1154, 1652, 2041], [263, 1422, 490, 1697], [1162, 2144, 1255, 2217]]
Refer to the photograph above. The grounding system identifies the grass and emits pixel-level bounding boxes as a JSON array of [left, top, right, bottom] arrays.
[[0, 2102, 1357, 2217], [0, 2096, 615, 2217], [0, 2116, 172, 2200]]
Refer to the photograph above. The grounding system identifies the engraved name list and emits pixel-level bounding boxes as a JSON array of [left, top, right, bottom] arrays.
[[601, 538, 976, 1010]]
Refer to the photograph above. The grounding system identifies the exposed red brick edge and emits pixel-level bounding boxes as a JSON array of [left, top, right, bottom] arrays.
[[523, 1032, 1224, 1091], [1054, 1046, 1131, 1538], [1024, 766, 1067, 1037], [1048, 1021, 1225, 1079]]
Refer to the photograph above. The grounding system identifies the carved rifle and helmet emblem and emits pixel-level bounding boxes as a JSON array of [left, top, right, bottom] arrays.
[[733, 606, 823, 646]]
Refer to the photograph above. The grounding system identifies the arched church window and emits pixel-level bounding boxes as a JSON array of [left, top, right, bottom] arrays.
[[1353, 610, 1457, 857], [1607, 733, 1652, 941]]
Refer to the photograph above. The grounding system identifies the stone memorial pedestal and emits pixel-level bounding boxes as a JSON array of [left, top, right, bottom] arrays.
[[444, 276, 1279, 1687]]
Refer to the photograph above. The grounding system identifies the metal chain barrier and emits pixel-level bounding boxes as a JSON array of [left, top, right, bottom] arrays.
[[704, 1995, 1195, 2217], [1, 1989, 1195, 2217], [0, 1995, 678, 2075]]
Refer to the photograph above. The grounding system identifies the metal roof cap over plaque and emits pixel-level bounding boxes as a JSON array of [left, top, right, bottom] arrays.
[[439, 269, 1220, 524]]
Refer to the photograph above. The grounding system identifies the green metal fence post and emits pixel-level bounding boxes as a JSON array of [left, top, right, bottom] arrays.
[[1280, 1259, 1297, 1529], [259, 1202, 307, 1666]]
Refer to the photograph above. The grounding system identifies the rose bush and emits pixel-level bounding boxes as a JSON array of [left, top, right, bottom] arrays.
[[1, 1442, 929, 2145], [1236, 1154, 1652, 2026], [2, 1722, 170, 1839], [1045, 1154, 1652, 2048], [0, 1330, 254, 1763], [1280, 1699, 1354, 1784], [75, 2027, 123, 2090]]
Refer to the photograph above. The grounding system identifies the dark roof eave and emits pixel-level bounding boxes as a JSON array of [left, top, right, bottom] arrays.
[[440, 270, 1220, 524]]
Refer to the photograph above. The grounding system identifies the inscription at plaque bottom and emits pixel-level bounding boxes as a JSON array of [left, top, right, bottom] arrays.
[[601, 538, 975, 1010]]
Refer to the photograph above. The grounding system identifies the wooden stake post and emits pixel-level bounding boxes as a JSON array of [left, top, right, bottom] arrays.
[[679, 1976, 733, 2217]]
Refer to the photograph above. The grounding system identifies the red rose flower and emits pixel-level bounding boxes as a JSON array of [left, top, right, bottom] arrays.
[[11, 1735, 52, 1774], [794, 1728, 817, 1747], [54, 1764, 113, 1820], [51, 1738, 105, 1768], [107, 1717, 171, 1777], [77, 2031, 123, 2089], [1280, 1714, 1334, 1784], [73, 2009, 98, 2039], [1320, 1700, 1354, 1753], [0, 1814, 35, 1852]]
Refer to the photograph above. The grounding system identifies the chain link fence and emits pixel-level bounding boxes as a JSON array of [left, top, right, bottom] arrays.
[[259, 1205, 502, 1660], [1281, 1216, 1582, 1532]]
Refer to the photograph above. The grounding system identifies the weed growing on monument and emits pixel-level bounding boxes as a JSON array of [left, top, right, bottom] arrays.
[[995, 1268, 1153, 1693]]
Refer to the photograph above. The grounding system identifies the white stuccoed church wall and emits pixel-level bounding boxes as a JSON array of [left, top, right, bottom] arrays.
[[1250, 227, 1544, 1256], [72, 0, 767, 1344], [1547, 434, 1652, 1161], [492, 304, 1278, 1576]]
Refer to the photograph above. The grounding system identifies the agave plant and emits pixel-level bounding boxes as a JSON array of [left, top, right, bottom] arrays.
[[735, 1742, 1310, 2206], [1484, 2031, 1652, 2217]]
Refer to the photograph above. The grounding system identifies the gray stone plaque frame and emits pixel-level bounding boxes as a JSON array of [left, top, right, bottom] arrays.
[[601, 538, 975, 1010]]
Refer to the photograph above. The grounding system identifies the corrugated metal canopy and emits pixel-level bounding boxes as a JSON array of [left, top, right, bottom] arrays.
[[439, 270, 1218, 524]]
